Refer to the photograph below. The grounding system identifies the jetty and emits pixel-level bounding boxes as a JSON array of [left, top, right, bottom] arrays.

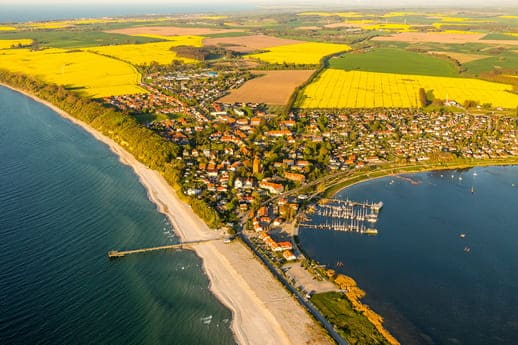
[[107, 239, 219, 258]]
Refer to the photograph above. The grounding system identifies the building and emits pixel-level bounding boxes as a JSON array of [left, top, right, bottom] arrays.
[[253, 155, 261, 174], [283, 250, 296, 261], [259, 180, 284, 194], [284, 172, 305, 183]]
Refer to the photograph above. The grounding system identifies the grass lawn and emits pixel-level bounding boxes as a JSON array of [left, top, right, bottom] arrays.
[[311, 292, 390, 345], [329, 48, 459, 77]]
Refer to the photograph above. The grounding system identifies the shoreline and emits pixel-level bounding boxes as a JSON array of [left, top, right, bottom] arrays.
[[1, 83, 331, 345], [325, 160, 518, 198]]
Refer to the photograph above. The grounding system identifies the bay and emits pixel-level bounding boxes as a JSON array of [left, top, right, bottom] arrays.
[[300, 166, 518, 345]]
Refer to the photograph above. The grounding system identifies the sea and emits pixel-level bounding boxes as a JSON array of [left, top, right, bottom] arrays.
[[0, 86, 236, 345], [299, 166, 518, 345], [0, 3, 255, 23]]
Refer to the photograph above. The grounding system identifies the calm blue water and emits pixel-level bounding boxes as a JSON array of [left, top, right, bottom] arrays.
[[300, 166, 518, 345], [0, 86, 236, 345], [0, 3, 254, 23]]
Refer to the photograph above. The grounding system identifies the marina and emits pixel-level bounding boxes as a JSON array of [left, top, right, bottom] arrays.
[[300, 199, 383, 235]]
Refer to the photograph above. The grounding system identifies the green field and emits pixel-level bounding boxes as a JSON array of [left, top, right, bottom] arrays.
[[463, 52, 518, 75], [329, 48, 459, 77], [0, 30, 163, 49], [482, 33, 518, 40], [311, 292, 390, 345]]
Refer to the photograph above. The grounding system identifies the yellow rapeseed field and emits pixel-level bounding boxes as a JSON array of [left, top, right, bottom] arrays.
[[0, 26, 17, 31], [248, 42, 350, 65], [440, 30, 480, 35], [364, 23, 413, 32], [0, 39, 32, 49], [300, 70, 518, 109], [381, 12, 422, 17], [18, 17, 172, 30], [0, 48, 145, 97], [87, 36, 203, 65], [25, 22, 73, 29]]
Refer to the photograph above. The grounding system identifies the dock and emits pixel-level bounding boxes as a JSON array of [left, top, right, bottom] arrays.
[[107, 239, 218, 258], [301, 199, 383, 235]]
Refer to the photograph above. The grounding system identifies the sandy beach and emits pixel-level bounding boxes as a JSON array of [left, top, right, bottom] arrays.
[[1, 83, 331, 345]]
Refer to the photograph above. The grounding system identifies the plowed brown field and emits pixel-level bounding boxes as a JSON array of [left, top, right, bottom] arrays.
[[203, 34, 302, 53], [219, 70, 314, 105]]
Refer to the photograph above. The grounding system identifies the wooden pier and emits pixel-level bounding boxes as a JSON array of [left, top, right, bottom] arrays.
[[107, 239, 217, 259]]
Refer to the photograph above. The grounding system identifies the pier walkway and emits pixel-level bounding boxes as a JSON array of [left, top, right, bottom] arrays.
[[107, 238, 219, 258]]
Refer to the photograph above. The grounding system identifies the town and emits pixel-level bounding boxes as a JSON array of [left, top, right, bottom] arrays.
[[103, 63, 518, 246]]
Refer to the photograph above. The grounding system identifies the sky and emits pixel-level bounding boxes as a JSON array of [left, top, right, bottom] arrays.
[[2, 0, 517, 6]]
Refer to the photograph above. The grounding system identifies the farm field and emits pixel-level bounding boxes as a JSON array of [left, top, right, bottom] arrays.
[[248, 42, 350, 65], [0, 30, 161, 49], [463, 53, 518, 75], [482, 33, 518, 40], [87, 36, 203, 65], [363, 23, 413, 32], [330, 48, 459, 77], [298, 69, 518, 109], [0, 48, 145, 97], [372, 32, 486, 43], [427, 51, 487, 63], [107, 26, 243, 37], [219, 70, 314, 105], [203, 34, 301, 53], [0, 39, 32, 49], [372, 32, 518, 46]]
